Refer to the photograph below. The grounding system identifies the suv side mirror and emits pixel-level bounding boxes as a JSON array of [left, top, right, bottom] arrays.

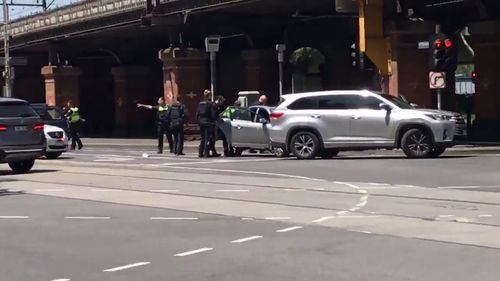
[[379, 103, 392, 111], [259, 118, 268, 124]]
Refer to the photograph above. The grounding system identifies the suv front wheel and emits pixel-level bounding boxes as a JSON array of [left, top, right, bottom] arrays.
[[401, 128, 433, 158], [8, 159, 35, 173], [290, 131, 319, 159]]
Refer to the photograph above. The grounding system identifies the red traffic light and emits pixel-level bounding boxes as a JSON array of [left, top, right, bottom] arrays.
[[434, 39, 443, 49], [444, 39, 453, 49]]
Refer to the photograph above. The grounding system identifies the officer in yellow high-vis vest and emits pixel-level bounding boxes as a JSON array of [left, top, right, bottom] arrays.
[[65, 100, 83, 150], [137, 97, 174, 154]]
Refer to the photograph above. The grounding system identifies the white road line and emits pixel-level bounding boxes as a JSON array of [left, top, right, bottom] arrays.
[[311, 188, 325, 191], [215, 189, 250, 192], [438, 215, 456, 218], [150, 189, 179, 193], [367, 183, 390, 186], [51, 279, 70, 281], [241, 217, 254, 220], [64, 216, 110, 220], [360, 195, 369, 201], [358, 190, 368, 194], [231, 235, 263, 243], [338, 215, 379, 219], [0, 216, 29, 219], [90, 189, 122, 192], [276, 226, 303, 233], [150, 217, 198, 220], [337, 210, 349, 215], [34, 189, 65, 192], [174, 248, 213, 257], [103, 262, 150, 272], [478, 214, 493, 218], [437, 186, 481, 189], [356, 201, 368, 207], [283, 188, 305, 192], [349, 207, 360, 212], [358, 230, 372, 234], [264, 217, 291, 220], [312, 216, 335, 223]]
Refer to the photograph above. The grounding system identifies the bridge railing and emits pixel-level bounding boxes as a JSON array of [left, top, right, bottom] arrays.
[[9, 0, 147, 37]]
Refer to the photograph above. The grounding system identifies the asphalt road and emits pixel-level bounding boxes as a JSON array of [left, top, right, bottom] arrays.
[[1, 146, 499, 281]]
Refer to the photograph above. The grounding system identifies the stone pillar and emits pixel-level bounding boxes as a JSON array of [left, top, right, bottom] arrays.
[[158, 47, 207, 120], [41, 65, 81, 107], [241, 49, 278, 102], [111, 66, 150, 136]]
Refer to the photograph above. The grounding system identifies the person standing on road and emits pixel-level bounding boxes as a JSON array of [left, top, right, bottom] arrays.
[[196, 90, 217, 158], [220, 100, 242, 156], [65, 100, 84, 150], [137, 97, 174, 154], [166, 95, 188, 156], [208, 95, 225, 157]]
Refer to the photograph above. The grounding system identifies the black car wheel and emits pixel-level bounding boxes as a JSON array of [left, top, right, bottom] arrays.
[[291, 132, 319, 160], [8, 159, 35, 174], [401, 128, 432, 158]]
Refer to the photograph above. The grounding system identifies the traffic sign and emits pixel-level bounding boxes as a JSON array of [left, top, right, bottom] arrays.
[[429, 72, 446, 89], [0, 57, 27, 66]]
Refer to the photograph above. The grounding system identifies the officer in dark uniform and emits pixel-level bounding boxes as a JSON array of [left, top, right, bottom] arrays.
[[208, 95, 225, 157], [196, 90, 216, 158], [65, 100, 83, 150], [166, 95, 188, 156], [137, 97, 174, 154]]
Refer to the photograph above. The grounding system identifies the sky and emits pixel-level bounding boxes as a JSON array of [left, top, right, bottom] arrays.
[[1, 0, 74, 21]]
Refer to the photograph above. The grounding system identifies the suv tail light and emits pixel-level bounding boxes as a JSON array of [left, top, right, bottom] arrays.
[[33, 122, 44, 131], [0, 124, 6, 132], [270, 112, 285, 120]]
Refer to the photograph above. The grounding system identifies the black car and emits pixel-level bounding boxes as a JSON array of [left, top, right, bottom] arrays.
[[31, 104, 69, 134], [0, 98, 46, 173]]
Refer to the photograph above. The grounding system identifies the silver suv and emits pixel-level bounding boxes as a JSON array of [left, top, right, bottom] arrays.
[[269, 90, 457, 159], [0, 98, 46, 173]]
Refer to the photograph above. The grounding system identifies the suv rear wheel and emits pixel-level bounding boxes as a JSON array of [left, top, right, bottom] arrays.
[[8, 159, 35, 173], [401, 128, 432, 158], [291, 132, 319, 159]]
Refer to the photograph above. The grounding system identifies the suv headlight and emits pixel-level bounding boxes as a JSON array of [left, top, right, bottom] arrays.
[[424, 114, 452, 121]]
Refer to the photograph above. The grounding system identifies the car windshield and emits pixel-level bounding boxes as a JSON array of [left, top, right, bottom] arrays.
[[379, 94, 414, 109], [0, 103, 38, 118]]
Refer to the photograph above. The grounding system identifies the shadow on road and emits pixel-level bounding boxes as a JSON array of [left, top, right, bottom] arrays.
[[0, 188, 25, 197], [0, 169, 59, 176], [328, 155, 476, 160]]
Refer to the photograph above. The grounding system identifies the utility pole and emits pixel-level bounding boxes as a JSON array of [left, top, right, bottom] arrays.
[[2, 0, 49, 97], [2, 0, 11, 97]]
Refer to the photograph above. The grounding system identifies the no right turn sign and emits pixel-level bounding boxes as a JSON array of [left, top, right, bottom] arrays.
[[429, 72, 446, 89]]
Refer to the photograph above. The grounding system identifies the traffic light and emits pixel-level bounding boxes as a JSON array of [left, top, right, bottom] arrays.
[[430, 34, 458, 72], [472, 71, 477, 84]]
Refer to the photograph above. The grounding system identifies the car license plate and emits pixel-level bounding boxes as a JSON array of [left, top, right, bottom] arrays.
[[14, 126, 28, 132]]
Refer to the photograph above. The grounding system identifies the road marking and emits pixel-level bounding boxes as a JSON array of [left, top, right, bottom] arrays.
[[231, 235, 263, 243], [313, 216, 335, 223], [64, 216, 110, 220], [150, 189, 179, 193], [311, 188, 325, 191], [283, 188, 305, 192], [150, 217, 198, 220], [368, 183, 390, 186], [478, 214, 493, 218], [356, 201, 367, 207], [264, 217, 291, 220], [276, 226, 303, 233], [349, 207, 360, 212], [94, 158, 134, 162], [337, 210, 349, 215], [438, 215, 456, 218], [357, 230, 372, 234], [437, 186, 481, 189], [338, 215, 379, 219], [90, 189, 122, 192], [215, 189, 250, 192], [241, 217, 254, 220], [51, 279, 70, 281], [0, 216, 29, 219], [34, 189, 65, 192], [174, 247, 213, 257], [103, 262, 150, 272], [360, 195, 369, 201]]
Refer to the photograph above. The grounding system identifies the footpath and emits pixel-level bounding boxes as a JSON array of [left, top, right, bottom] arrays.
[[81, 138, 500, 154]]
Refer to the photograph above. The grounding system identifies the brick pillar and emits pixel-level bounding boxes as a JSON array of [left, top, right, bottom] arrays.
[[241, 49, 278, 103], [111, 66, 150, 136], [41, 65, 81, 107], [471, 36, 500, 140], [158, 47, 207, 121]]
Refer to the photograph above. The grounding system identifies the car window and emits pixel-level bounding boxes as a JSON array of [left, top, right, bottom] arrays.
[[33, 107, 54, 120], [0, 103, 38, 118], [288, 97, 317, 110], [351, 96, 384, 110], [257, 108, 270, 121], [316, 95, 383, 110], [232, 108, 253, 121], [47, 108, 63, 120]]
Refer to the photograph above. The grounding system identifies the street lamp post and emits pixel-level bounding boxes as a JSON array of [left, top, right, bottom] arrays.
[[276, 44, 286, 98], [2, 0, 11, 97], [205, 35, 221, 101]]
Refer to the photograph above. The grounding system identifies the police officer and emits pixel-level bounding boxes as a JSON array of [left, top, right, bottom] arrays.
[[208, 96, 226, 157], [65, 100, 83, 150], [137, 97, 174, 154], [166, 95, 188, 156], [196, 90, 216, 158]]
